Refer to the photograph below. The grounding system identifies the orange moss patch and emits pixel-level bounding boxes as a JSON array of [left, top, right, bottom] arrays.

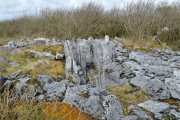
[[42, 102, 91, 120]]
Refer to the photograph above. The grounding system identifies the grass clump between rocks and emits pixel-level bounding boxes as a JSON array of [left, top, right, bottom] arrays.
[[26, 44, 63, 55], [0, 44, 65, 79], [108, 85, 148, 108], [0, 91, 91, 120], [121, 38, 168, 52]]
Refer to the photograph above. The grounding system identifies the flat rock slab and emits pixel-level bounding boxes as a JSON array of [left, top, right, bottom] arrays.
[[170, 109, 180, 119], [121, 115, 139, 120], [130, 76, 149, 88], [145, 79, 170, 100], [165, 78, 180, 100], [173, 70, 180, 80], [43, 80, 69, 101], [138, 100, 170, 114]]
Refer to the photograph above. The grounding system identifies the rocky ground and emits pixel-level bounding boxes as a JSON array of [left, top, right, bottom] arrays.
[[0, 36, 180, 120]]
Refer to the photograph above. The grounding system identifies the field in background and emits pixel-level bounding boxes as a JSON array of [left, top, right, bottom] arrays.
[[0, 1, 179, 50]]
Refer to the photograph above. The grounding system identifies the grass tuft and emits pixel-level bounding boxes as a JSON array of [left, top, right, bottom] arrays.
[[108, 85, 148, 108]]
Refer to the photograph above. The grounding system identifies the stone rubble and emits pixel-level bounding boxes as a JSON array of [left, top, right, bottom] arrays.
[[0, 36, 180, 120]]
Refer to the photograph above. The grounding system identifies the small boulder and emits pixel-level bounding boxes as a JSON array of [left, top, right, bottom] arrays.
[[130, 76, 149, 88], [170, 109, 180, 119], [165, 78, 180, 100], [6, 70, 22, 80], [138, 100, 170, 119], [55, 53, 64, 60], [173, 70, 180, 80], [43, 81, 68, 101], [145, 79, 170, 100], [37, 74, 55, 86]]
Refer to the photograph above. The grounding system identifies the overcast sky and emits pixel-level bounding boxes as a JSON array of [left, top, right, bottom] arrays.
[[0, 0, 177, 21]]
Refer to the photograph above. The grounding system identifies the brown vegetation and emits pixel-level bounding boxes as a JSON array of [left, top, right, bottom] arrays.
[[0, 1, 179, 49], [0, 91, 91, 120]]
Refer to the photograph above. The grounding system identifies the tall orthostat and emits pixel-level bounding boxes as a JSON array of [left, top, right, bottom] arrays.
[[63, 35, 116, 90]]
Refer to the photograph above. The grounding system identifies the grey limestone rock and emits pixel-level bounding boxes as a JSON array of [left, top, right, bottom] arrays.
[[170, 109, 180, 119], [173, 70, 180, 80], [165, 78, 180, 100], [37, 74, 55, 86], [43, 80, 69, 101], [36, 94, 45, 101], [18, 77, 30, 84], [14, 83, 37, 98], [103, 94, 124, 120], [130, 106, 153, 120], [130, 76, 149, 88], [55, 53, 64, 60], [26, 50, 55, 60], [6, 70, 22, 80], [0, 80, 15, 92], [9, 62, 20, 67], [145, 79, 170, 100], [3, 41, 27, 50], [63, 85, 124, 120], [138, 100, 170, 119], [0, 56, 7, 63], [121, 115, 139, 120]]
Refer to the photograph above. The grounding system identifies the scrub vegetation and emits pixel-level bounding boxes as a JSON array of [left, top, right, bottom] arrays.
[[0, 1, 179, 49]]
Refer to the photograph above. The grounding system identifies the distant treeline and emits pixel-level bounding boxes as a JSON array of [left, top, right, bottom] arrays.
[[0, 1, 179, 47]]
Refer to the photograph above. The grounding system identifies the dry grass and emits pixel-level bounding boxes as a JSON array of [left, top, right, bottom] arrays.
[[121, 38, 168, 51], [27, 59, 64, 79], [1, 44, 65, 78], [108, 85, 148, 108], [26, 44, 63, 55], [0, 91, 45, 120], [3, 56, 64, 79], [0, 91, 92, 120]]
